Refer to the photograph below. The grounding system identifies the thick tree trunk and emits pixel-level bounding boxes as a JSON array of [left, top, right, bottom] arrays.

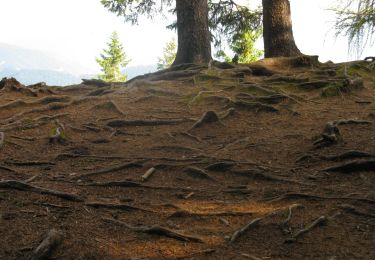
[[173, 0, 212, 66], [262, 0, 301, 58]]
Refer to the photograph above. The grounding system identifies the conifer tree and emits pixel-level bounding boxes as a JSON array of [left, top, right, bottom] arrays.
[[332, 0, 375, 56], [96, 31, 130, 82]]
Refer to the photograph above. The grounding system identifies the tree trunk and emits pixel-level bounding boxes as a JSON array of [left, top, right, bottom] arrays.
[[262, 0, 301, 58], [173, 0, 212, 66]]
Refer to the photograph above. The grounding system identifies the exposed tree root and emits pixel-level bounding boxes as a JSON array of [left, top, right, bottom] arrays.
[[236, 93, 288, 104], [85, 202, 151, 212], [0, 131, 4, 148], [281, 204, 303, 226], [175, 131, 203, 143], [55, 153, 127, 161], [231, 169, 313, 186], [321, 150, 373, 161], [0, 165, 17, 172], [184, 167, 216, 181], [31, 229, 63, 260], [91, 101, 125, 115], [324, 160, 375, 173], [206, 161, 236, 171], [4, 160, 55, 166], [177, 249, 215, 259], [107, 118, 188, 127], [102, 217, 204, 243], [190, 111, 220, 130], [87, 88, 113, 96], [285, 216, 327, 243], [240, 253, 262, 260], [263, 192, 375, 204], [151, 145, 202, 154], [334, 119, 372, 126], [233, 100, 278, 112], [9, 135, 36, 141], [0, 180, 83, 201], [72, 161, 144, 179], [82, 180, 194, 192], [169, 210, 254, 218], [0, 113, 69, 132], [314, 122, 342, 148], [218, 107, 237, 120], [338, 204, 375, 218], [229, 218, 262, 243], [81, 78, 111, 87]]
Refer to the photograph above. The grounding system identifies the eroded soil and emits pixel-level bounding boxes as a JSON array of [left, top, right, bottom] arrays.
[[0, 58, 374, 259]]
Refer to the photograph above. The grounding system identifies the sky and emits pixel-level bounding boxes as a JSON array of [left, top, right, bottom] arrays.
[[0, 0, 374, 75]]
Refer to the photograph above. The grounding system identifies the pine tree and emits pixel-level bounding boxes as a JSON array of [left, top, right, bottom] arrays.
[[157, 38, 177, 70], [101, 0, 212, 65], [96, 31, 130, 82], [215, 29, 263, 63]]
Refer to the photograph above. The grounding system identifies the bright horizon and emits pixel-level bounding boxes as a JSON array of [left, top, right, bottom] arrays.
[[0, 0, 374, 75]]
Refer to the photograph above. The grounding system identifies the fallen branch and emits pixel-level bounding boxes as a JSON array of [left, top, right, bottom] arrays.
[[0, 180, 83, 201], [229, 218, 262, 243], [141, 167, 156, 182], [72, 161, 144, 179], [285, 216, 327, 243], [32, 229, 63, 260], [102, 217, 204, 243]]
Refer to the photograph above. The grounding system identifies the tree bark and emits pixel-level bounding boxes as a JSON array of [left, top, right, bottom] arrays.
[[173, 0, 212, 66], [262, 0, 302, 58]]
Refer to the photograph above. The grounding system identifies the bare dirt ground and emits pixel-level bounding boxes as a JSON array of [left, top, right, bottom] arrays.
[[0, 57, 374, 259]]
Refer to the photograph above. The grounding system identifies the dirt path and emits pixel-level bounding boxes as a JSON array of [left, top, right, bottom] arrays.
[[0, 59, 374, 259]]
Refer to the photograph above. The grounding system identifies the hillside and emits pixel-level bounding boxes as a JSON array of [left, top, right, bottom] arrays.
[[0, 57, 374, 259], [0, 43, 156, 86]]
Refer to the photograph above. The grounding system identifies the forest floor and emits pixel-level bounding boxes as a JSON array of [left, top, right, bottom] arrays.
[[0, 56, 374, 259]]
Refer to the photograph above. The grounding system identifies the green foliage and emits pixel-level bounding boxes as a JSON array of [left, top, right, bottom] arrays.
[[96, 31, 130, 82], [100, 0, 173, 24], [215, 29, 263, 63], [332, 0, 375, 57], [101, 0, 263, 63], [208, 0, 262, 50], [157, 38, 177, 70]]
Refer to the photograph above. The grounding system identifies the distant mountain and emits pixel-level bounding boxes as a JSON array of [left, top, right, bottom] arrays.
[[0, 43, 158, 86], [125, 65, 157, 79], [0, 67, 81, 86]]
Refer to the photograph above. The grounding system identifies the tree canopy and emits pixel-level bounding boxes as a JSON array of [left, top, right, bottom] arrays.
[[332, 0, 375, 57]]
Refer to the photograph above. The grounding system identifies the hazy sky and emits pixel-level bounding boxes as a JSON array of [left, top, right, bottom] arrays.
[[0, 0, 374, 75]]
